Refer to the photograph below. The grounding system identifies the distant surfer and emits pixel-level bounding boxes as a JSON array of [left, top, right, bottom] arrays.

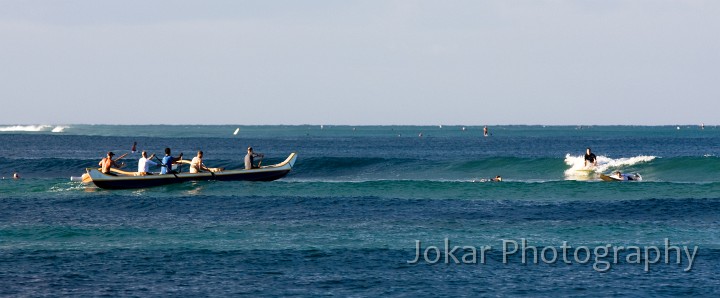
[[12, 172, 19, 179], [584, 148, 597, 168], [483, 126, 489, 137], [473, 175, 502, 182], [131, 142, 137, 153], [603, 170, 641, 181], [613, 171, 625, 180]]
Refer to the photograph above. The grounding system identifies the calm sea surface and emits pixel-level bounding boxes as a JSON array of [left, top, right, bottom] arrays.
[[1, 125, 719, 296]]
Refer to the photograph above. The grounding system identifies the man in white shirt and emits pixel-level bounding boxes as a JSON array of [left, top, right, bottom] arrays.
[[138, 151, 158, 174], [190, 151, 211, 174]]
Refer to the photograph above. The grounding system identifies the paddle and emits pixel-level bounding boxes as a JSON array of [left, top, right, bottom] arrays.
[[152, 155, 166, 172], [97, 152, 128, 170], [113, 153, 128, 169], [113, 153, 128, 162], [177, 153, 183, 173], [153, 153, 183, 173]]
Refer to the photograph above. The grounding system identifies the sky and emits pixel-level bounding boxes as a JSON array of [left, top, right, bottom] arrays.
[[0, 0, 718, 125]]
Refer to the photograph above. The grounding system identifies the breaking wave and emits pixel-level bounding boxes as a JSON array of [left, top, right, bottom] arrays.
[[0, 125, 52, 132], [564, 154, 657, 178], [0, 125, 69, 133], [51, 126, 69, 133]]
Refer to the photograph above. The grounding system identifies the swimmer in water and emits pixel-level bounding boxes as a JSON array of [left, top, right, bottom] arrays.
[[473, 175, 502, 182]]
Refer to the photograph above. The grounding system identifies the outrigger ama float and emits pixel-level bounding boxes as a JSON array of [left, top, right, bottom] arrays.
[[80, 153, 297, 189]]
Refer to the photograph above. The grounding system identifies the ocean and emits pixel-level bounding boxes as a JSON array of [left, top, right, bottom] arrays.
[[1, 125, 719, 296]]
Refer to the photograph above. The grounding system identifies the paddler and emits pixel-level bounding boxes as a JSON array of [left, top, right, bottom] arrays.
[[138, 151, 158, 174], [189, 151, 212, 173], [245, 147, 264, 170], [99, 152, 120, 174], [161, 148, 183, 174]]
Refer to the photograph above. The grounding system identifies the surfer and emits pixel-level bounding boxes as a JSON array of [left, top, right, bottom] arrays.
[[99, 152, 120, 174], [483, 126, 489, 137], [189, 151, 212, 173], [131, 142, 137, 153], [245, 147, 264, 170], [138, 151, 157, 174], [12, 172, 19, 179], [161, 148, 183, 174], [584, 148, 597, 168], [473, 175, 502, 182]]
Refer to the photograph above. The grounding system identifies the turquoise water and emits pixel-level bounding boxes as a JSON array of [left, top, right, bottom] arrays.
[[1, 125, 719, 296]]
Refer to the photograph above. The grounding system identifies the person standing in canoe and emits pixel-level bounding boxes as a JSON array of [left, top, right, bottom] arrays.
[[189, 151, 212, 173], [584, 147, 598, 168], [138, 151, 157, 174], [99, 152, 120, 174], [161, 148, 183, 174], [245, 147, 264, 170]]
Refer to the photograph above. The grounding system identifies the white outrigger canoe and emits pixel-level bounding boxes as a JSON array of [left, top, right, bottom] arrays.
[[80, 153, 297, 189]]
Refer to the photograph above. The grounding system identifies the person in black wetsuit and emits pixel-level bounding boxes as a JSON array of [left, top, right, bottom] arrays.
[[584, 147, 597, 167]]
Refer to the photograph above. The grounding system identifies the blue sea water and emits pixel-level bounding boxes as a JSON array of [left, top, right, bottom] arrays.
[[1, 125, 719, 296]]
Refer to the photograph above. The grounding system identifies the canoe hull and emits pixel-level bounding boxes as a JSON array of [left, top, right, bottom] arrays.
[[91, 170, 291, 189], [86, 153, 297, 189]]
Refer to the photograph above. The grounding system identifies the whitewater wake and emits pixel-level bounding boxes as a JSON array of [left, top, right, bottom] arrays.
[[564, 154, 656, 178]]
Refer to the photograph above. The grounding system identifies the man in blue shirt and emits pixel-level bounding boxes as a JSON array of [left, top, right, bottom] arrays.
[[161, 148, 183, 174]]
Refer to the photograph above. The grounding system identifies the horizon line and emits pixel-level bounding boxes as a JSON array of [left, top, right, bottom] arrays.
[[0, 123, 716, 127]]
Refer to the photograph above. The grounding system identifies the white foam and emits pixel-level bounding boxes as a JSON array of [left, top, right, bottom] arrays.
[[0, 125, 51, 132], [51, 126, 68, 133], [564, 154, 656, 177]]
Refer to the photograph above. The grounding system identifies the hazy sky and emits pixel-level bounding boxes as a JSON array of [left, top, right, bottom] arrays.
[[1, 1, 718, 125]]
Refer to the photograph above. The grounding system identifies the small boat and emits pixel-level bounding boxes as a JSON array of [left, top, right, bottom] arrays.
[[600, 172, 642, 182], [82, 153, 297, 189]]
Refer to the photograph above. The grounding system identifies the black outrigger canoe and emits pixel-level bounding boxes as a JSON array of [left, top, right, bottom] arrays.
[[84, 153, 297, 189]]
